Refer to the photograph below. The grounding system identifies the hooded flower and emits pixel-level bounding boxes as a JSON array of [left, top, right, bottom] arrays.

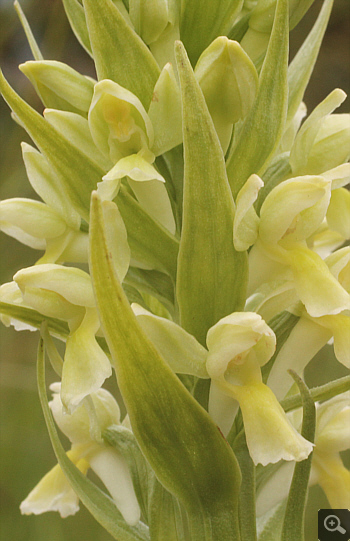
[[88, 78, 175, 233], [13, 264, 112, 412], [20, 384, 141, 525], [206, 312, 314, 465]]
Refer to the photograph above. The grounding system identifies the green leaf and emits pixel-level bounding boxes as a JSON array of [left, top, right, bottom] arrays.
[[287, 0, 334, 124], [148, 479, 187, 541], [281, 372, 316, 541], [180, 0, 242, 65], [122, 283, 151, 309], [0, 301, 69, 340], [227, 12, 250, 42], [117, 187, 179, 280], [89, 191, 242, 540], [0, 68, 102, 222], [156, 145, 184, 232], [257, 501, 287, 541], [232, 432, 257, 541], [175, 41, 248, 346], [14, 0, 43, 61], [281, 375, 350, 414], [83, 0, 160, 108], [36, 339, 150, 541], [104, 425, 154, 524], [62, 0, 92, 55], [124, 267, 174, 314], [226, 0, 289, 197]]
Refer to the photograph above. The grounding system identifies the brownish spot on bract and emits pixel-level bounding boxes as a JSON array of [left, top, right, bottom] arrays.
[[217, 425, 229, 445], [152, 91, 159, 102]]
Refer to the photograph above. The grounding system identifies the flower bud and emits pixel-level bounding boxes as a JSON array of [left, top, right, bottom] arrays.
[[259, 175, 331, 245], [148, 63, 182, 156], [129, 0, 169, 44], [14, 264, 95, 311], [50, 383, 120, 444], [19, 60, 94, 115], [233, 174, 263, 251], [195, 37, 258, 152], [0, 198, 67, 249]]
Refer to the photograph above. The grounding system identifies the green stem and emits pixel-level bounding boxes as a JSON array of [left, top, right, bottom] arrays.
[[281, 371, 316, 541], [281, 375, 350, 413], [233, 432, 257, 541]]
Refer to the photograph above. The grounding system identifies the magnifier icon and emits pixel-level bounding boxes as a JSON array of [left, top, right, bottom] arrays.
[[324, 515, 346, 534]]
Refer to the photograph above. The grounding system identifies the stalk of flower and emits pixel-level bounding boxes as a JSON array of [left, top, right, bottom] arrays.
[[20, 383, 141, 525]]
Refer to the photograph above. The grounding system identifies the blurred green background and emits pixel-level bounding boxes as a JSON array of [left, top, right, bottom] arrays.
[[0, 1, 349, 540]]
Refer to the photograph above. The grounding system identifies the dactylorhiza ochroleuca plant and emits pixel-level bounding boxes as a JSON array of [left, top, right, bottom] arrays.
[[0, 0, 349, 540]]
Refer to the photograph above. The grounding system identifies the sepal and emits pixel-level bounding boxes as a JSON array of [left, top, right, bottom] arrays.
[[61, 308, 112, 412], [233, 174, 263, 251], [289, 88, 347, 175], [129, 0, 169, 44], [131, 303, 209, 378], [148, 63, 182, 156], [327, 188, 350, 240], [20, 447, 89, 518], [19, 60, 94, 115]]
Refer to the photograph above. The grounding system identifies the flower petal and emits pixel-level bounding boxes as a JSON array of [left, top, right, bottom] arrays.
[[61, 309, 112, 412], [20, 449, 89, 518], [88, 447, 141, 526]]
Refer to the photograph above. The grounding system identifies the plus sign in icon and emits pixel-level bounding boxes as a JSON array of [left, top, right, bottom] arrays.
[[318, 509, 350, 541]]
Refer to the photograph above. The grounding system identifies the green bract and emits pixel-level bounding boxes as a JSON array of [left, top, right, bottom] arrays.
[[0, 0, 349, 539]]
